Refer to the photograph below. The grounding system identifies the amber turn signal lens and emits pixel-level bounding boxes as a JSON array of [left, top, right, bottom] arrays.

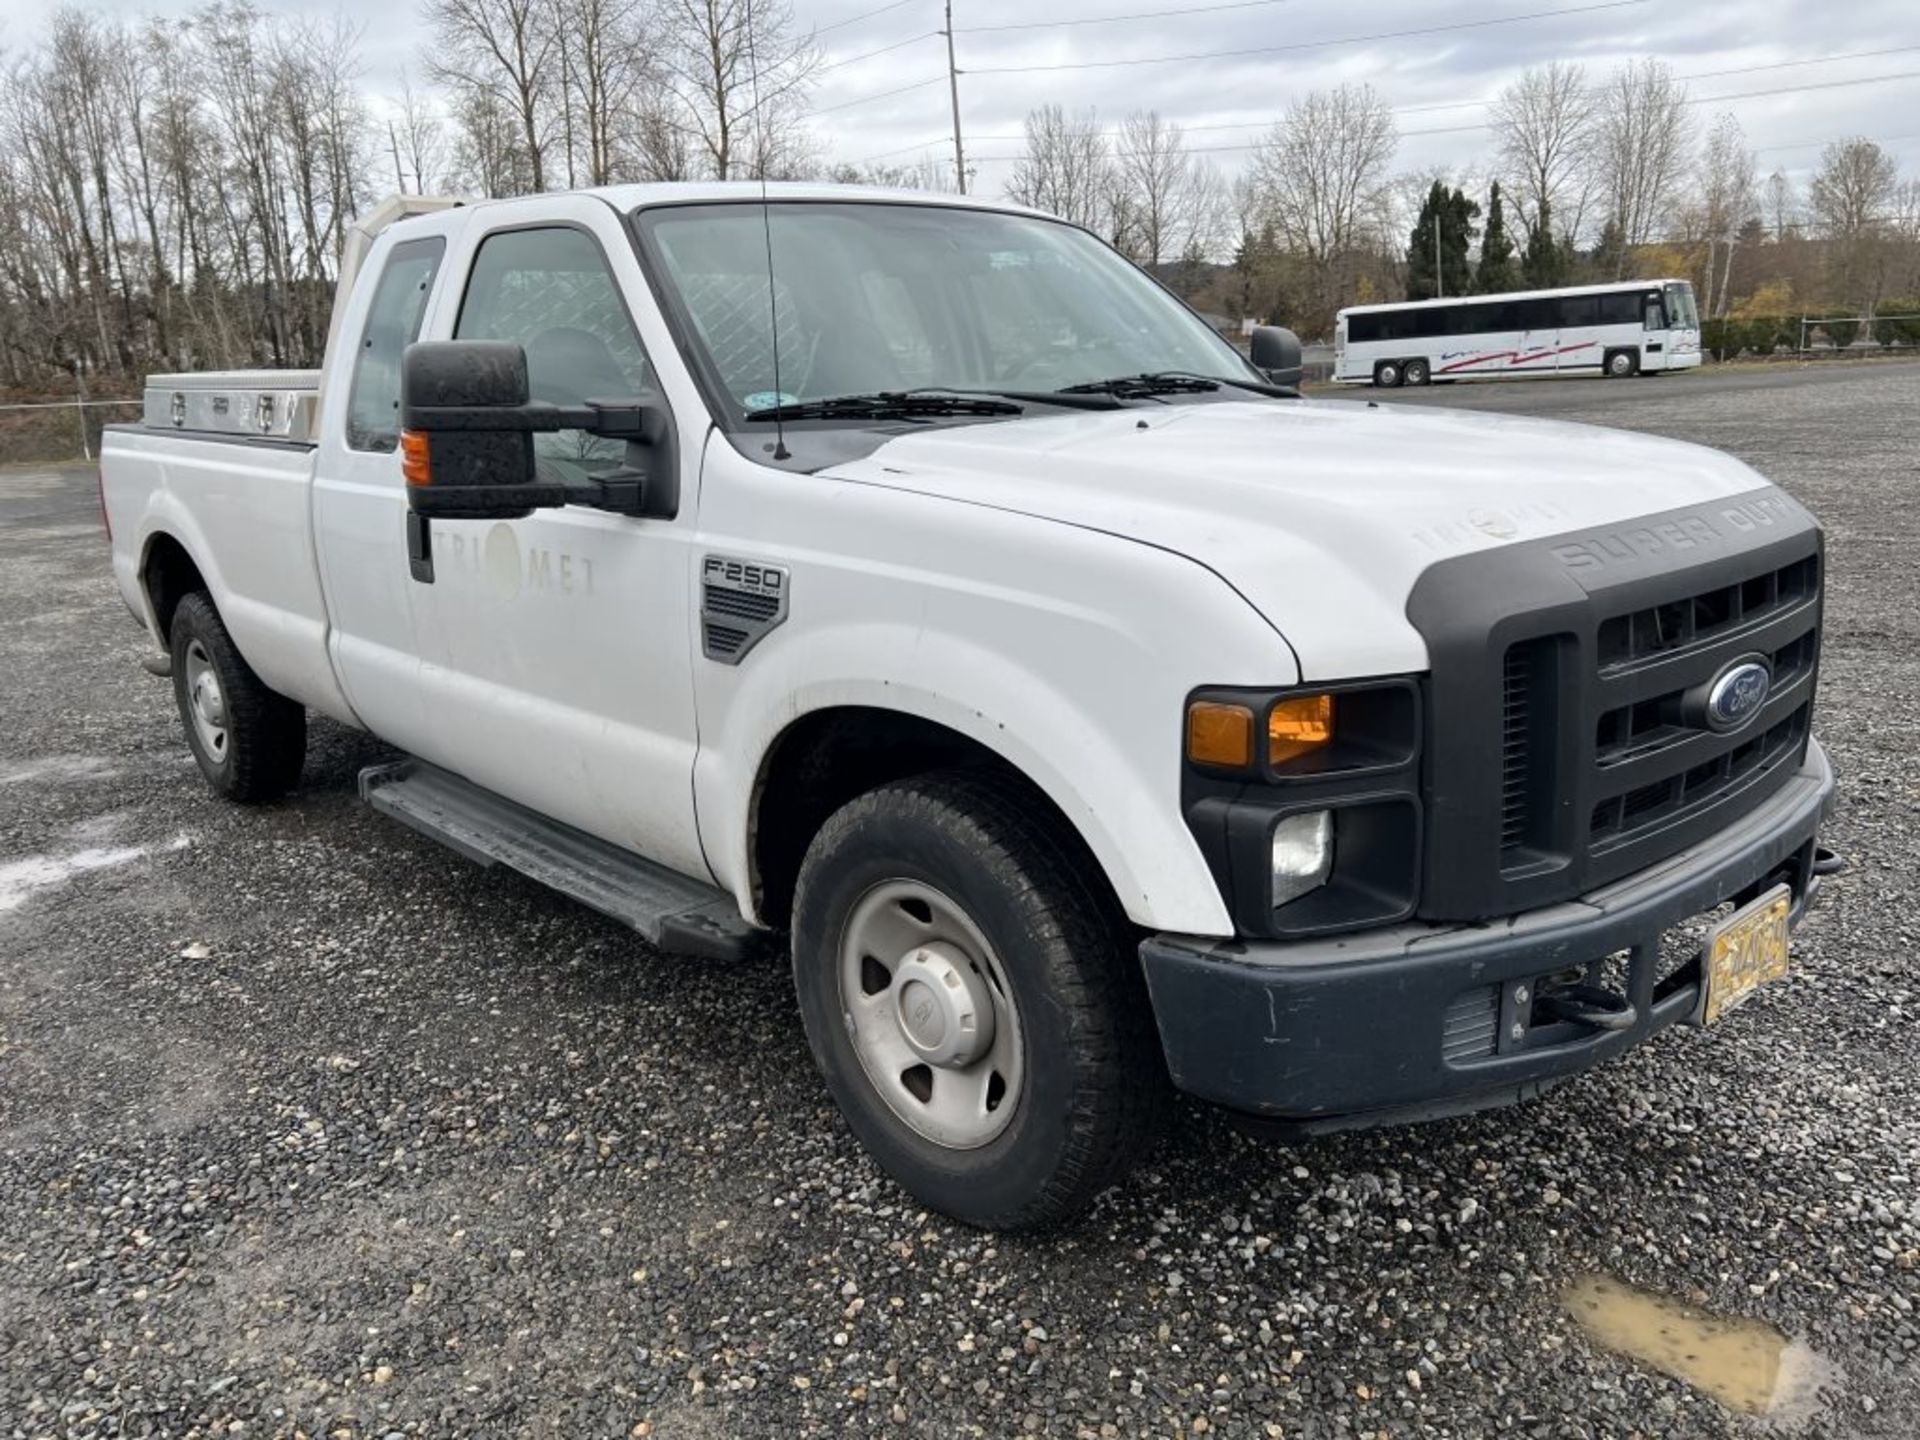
[[400, 429, 431, 487], [1187, 701, 1255, 769], [1269, 694, 1335, 766]]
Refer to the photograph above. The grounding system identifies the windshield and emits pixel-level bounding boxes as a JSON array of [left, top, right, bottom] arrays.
[[637, 202, 1257, 417], [1663, 281, 1700, 330]]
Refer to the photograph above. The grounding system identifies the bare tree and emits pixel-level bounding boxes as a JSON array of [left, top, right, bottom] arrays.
[[1596, 59, 1692, 271], [1763, 169, 1799, 243], [1005, 105, 1111, 231], [1248, 84, 1396, 324], [1109, 111, 1215, 267], [1810, 137, 1899, 311], [1695, 114, 1755, 318], [424, 0, 557, 191], [395, 72, 449, 193], [1490, 62, 1596, 249], [652, 0, 818, 181], [548, 0, 653, 186]]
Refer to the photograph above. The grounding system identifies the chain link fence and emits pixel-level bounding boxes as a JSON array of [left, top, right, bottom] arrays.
[[0, 397, 143, 466]]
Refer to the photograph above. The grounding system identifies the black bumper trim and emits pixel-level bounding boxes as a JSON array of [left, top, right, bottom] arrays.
[[1139, 738, 1834, 1127]]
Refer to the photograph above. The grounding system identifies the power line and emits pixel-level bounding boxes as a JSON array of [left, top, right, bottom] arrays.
[[958, 0, 1300, 34], [942, 71, 1920, 162], [818, 31, 941, 74], [814, 0, 923, 37], [963, 0, 1654, 77], [844, 49, 1920, 165], [809, 75, 950, 114]]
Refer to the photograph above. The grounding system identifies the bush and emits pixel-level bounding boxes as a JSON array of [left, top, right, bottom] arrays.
[[1821, 312, 1862, 348], [1872, 302, 1920, 347]]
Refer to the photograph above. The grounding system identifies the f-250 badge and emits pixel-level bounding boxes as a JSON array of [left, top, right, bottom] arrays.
[[701, 555, 789, 664]]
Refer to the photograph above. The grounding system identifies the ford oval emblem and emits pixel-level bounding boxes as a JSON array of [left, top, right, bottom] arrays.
[[1705, 657, 1771, 732]]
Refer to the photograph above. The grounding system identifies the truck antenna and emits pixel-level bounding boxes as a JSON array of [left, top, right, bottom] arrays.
[[745, 0, 790, 462]]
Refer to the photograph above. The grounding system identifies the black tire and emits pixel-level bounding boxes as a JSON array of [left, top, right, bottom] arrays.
[[1374, 360, 1404, 388], [1403, 357, 1432, 386], [169, 591, 306, 802], [1604, 348, 1640, 378], [791, 772, 1170, 1230]]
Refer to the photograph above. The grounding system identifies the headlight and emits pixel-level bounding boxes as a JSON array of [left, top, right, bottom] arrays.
[[1271, 809, 1333, 906], [1183, 680, 1424, 937]]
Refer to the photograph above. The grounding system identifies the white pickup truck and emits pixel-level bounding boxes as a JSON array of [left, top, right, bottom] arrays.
[[102, 184, 1834, 1229]]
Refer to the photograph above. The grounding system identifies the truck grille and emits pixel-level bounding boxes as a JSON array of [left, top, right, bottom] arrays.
[[1406, 487, 1823, 923], [1500, 550, 1819, 887]]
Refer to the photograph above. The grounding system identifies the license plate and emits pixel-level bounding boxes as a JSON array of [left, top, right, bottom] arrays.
[[1701, 884, 1792, 1025]]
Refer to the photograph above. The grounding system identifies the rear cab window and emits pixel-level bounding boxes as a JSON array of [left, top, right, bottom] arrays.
[[346, 237, 446, 452]]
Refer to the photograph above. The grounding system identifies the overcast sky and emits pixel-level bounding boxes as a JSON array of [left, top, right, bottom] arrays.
[[5, 0, 1917, 202]]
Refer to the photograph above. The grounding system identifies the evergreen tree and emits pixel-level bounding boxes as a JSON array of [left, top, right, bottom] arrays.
[[1405, 182, 1481, 300], [1521, 196, 1569, 288], [1588, 217, 1627, 285], [1475, 182, 1517, 293]]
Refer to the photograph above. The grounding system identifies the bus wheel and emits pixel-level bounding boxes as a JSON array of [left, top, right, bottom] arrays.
[[1374, 361, 1403, 388], [1403, 358, 1432, 386], [1604, 349, 1639, 378]]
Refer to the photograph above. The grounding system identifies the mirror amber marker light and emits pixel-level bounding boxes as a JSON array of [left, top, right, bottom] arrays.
[[1269, 694, 1334, 765], [400, 430, 431, 487]]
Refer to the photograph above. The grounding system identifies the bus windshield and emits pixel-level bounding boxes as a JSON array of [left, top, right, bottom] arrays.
[[1663, 282, 1700, 330], [637, 202, 1258, 416]]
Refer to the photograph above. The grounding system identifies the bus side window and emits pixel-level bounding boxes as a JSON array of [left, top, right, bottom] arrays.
[[1644, 295, 1664, 330], [1559, 296, 1598, 328], [1597, 293, 1639, 325]]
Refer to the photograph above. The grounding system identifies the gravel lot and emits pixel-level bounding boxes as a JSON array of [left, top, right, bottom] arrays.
[[3, 364, 1917, 1439]]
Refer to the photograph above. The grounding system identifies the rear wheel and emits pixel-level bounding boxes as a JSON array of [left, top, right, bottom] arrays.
[[1374, 360, 1404, 388], [791, 773, 1169, 1230], [1403, 357, 1432, 386], [1604, 348, 1640, 378], [169, 592, 306, 801]]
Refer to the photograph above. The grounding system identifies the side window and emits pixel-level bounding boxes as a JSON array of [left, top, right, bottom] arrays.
[[1644, 293, 1665, 330], [346, 237, 445, 452], [1597, 292, 1640, 325], [1558, 295, 1598, 328], [455, 226, 653, 468]]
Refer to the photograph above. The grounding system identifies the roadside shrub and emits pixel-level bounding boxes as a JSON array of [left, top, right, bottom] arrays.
[[1872, 302, 1920, 347], [1821, 312, 1861, 348]]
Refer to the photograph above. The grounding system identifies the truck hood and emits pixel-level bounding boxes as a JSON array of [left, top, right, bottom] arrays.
[[825, 398, 1778, 679]]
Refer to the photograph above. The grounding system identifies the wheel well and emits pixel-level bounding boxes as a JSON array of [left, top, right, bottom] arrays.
[[142, 534, 207, 642], [750, 707, 1115, 930]]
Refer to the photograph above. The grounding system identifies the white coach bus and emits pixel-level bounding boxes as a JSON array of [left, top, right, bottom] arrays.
[[1333, 279, 1702, 387]]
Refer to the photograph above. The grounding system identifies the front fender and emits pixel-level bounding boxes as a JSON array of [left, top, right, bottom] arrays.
[[690, 456, 1301, 937]]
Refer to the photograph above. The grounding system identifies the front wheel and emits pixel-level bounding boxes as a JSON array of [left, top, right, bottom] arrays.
[[791, 773, 1169, 1230], [1604, 349, 1640, 378], [1403, 357, 1432, 386]]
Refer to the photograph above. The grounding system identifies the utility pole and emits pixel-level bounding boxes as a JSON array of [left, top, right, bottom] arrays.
[[1433, 209, 1443, 299], [942, 0, 967, 194], [389, 120, 407, 195]]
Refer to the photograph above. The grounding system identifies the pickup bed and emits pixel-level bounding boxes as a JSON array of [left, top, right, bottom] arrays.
[[102, 183, 1834, 1229]]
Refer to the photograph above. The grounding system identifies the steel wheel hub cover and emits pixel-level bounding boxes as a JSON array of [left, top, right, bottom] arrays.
[[891, 943, 997, 1067], [837, 879, 1025, 1150]]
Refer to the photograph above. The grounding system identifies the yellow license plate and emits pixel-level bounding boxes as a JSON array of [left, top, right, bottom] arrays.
[[1701, 884, 1792, 1025]]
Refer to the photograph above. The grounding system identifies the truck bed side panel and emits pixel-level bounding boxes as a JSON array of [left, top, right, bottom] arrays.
[[101, 427, 358, 726]]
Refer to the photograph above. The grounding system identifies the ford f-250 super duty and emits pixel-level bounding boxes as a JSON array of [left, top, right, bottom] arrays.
[[101, 185, 1835, 1229]]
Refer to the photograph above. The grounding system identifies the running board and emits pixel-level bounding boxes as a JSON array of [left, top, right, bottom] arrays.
[[358, 759, 757, 961]]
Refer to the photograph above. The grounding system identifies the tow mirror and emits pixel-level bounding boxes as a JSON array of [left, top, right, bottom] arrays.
[[1249, 326, 1304, 388], [398, 340, 675, 521]]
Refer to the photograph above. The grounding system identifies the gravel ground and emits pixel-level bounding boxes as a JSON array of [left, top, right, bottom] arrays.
[[2, 365, 1917, 1439]]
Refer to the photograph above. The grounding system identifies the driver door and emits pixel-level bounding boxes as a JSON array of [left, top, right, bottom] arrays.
[[408, 195, 710, 880]]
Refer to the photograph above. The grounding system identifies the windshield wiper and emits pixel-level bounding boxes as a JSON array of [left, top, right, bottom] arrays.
[[744, 391, 1024, 422], [1059, 370, 1296, 399]]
